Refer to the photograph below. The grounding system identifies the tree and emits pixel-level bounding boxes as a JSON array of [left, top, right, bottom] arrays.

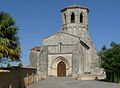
[[99, 42, 120, 83], [17, 62, 23, 67], [0, 11, 21, 63], [7, 63, 12, 68]]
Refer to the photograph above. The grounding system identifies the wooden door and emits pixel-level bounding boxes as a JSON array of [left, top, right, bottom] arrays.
[[57, 61, 66, 77]]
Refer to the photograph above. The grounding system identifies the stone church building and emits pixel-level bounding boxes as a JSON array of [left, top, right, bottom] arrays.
[[30, 5, 103, 80]]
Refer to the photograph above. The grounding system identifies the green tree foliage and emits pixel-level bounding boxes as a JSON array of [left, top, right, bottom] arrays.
[[99, 42, 120, 83], [17, 62, 23, 67], [7, 63, 12, 68], [0, 12, 21, 62]]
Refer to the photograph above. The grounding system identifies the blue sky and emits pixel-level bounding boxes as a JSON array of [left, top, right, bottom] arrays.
[[0, 0, 120, 66]]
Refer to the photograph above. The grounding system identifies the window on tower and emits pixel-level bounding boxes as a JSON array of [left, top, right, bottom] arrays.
[[71, 12, 75, 23], [64, 14, 67, 24], [80, 13, 83, 23]]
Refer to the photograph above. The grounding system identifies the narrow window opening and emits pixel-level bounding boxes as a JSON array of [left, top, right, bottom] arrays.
[[64, 14, 66, 24], [71, 12, 75, 23], [80, 40, 90, 50], [80, 13, 83, 23]]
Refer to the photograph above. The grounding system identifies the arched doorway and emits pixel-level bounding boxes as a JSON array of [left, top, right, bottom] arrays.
[[57, 61, 66, 77]]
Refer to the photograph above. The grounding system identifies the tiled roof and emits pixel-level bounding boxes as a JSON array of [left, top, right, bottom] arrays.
[[61, 5, 89, 12]]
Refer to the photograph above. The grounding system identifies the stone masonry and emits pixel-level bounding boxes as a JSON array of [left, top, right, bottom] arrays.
[[30, 5, 104, 80]]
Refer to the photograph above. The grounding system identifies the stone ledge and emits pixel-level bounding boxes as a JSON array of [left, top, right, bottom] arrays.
[[75, 74, 106, 80]]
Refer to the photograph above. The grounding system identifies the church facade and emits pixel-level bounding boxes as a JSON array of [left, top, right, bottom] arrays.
[[30, 5, 103, 80]]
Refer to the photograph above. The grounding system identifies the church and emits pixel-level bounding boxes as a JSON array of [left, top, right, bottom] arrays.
[[30, 5, 104, 80]]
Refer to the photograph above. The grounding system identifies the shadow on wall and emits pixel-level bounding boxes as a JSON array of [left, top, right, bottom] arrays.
[[0, 67, 37, 88]]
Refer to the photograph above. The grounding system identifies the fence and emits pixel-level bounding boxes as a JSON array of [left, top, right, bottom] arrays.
[[0, 67, 37, 88]]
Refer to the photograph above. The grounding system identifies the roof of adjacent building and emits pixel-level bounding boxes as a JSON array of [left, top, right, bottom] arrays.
[[61, 4, 89, 12], [30, 46, 42, 51]]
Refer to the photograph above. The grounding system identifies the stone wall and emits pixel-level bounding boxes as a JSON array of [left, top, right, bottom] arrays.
[[0, 67, 36, 88], [37, 46, 48, 79], [30, 50, 38, 67]]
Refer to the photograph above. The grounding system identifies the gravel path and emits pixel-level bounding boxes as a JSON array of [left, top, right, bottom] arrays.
[[27, 77, 120, 88]]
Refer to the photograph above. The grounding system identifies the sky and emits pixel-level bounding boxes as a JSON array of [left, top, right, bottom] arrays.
[[0, 0, 120, 66]]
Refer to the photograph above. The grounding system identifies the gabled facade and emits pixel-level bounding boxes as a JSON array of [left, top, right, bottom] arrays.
[[30, 5, 104, 80]]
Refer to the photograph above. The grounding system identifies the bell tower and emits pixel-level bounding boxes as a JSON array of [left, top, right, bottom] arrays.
[[61, 5, 89, 37]]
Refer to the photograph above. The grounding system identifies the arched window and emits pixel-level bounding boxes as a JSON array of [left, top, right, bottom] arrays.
[[71, 12, 75, 23], [64, 14, 67, 24], [80, 13, 83, 23]]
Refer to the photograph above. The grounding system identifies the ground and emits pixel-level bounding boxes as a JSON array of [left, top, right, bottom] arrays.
[[27, 77, 120, 88]]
